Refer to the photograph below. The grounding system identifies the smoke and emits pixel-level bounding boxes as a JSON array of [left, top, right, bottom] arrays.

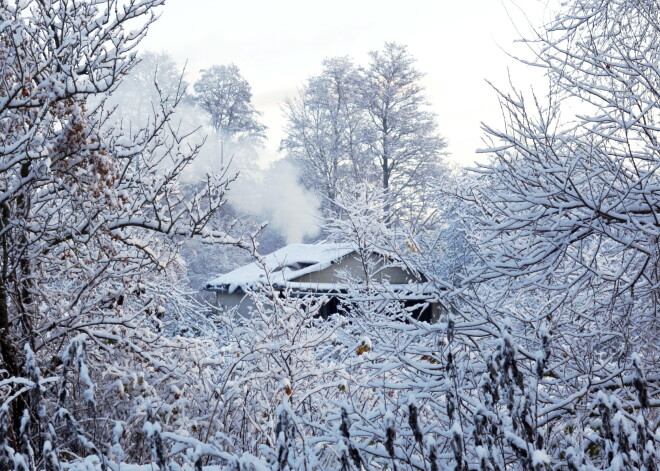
[[165, 107, 321, 244], [105, 50, 321, 244], [172, 111, 321, 244], [159, 101, 321, 244], [227, 158, 321, 244]]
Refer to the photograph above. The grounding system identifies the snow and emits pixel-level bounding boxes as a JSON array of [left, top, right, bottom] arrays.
[[63, 461, 231, 471], [205, 243, 354, 293], [532, 449, 550, 466], [143, 420, 162, 437]]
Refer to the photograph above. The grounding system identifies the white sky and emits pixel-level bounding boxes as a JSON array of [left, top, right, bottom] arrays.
[[141, 0, 555, 167]]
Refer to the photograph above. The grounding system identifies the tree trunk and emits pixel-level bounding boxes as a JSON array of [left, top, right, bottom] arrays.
[[0, 201, 25, 449]]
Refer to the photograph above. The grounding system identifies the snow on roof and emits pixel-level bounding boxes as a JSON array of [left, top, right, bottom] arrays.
[[205, 243, 355, 294]]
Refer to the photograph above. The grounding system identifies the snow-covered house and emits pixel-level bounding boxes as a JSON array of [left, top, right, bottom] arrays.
[[204, 243, 443, 321]]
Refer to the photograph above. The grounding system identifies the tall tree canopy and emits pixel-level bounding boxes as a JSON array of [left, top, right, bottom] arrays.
[[193, 64, 266, 165], [281, 43, 447, 231], [106, 50, 187, 129], [282, 57, 372, 217], [360, 42, 446, 225]]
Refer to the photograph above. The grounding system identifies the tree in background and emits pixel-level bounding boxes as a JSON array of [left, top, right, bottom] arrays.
[[360, 42, 447, 229], [106, 50, 187, 130], [281, 43, 446, 231], [108, 54, 292, 296], [281, 57, 374, 217], [193, 64, 267, 166]]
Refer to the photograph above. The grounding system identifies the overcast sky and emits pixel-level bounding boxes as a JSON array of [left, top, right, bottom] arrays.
[[140, 0, 555, 167]]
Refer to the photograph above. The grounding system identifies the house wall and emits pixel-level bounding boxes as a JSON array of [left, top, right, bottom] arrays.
[[210, 252, 442, 322], [293, 253, 418, 285], [212, 289, 445, 323], [214, 291, 255, 317], [432, 302, 445, 323]]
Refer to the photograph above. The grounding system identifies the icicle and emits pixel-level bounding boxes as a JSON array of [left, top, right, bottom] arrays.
[[426, 437, 438, 471], [18, 409, 34, 470], [274, 406, 290, 471], [111, 421, 125, 464], [43, 428, 62, 471]]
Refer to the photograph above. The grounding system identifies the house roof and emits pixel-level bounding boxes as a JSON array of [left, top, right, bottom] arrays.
[[205, 243, 355, 294]]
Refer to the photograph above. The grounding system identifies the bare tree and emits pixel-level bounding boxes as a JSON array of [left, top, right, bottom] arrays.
[[106, 50, 188, 129], [360, 42, 447, 228], [282, 44, 447, 231], [0, 0, 242, 462], [281, 57, 374, 217], [459, 0, 660, 446]]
